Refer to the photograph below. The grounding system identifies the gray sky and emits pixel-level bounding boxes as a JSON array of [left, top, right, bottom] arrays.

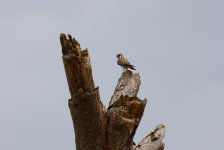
[[1, 0, 224, 149]]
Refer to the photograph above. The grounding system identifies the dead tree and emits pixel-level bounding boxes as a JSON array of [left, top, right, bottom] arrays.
[[59, 33, 166, 150]]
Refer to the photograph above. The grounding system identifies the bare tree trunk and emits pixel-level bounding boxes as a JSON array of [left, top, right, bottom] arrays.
[[59, 33, 166, 150]]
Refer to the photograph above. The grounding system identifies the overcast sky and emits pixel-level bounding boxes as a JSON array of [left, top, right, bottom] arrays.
[[0, 0, 224, 150]]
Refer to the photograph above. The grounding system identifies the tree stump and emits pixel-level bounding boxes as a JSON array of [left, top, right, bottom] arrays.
[[60, 33, 166, 150]]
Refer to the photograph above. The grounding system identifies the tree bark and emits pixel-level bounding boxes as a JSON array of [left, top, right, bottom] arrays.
[[60, 33, 166, 150]]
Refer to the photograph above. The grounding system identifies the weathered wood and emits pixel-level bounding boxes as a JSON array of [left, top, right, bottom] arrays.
[[134, 124, 166, 150], [61, 33, 94, 94], [60, 33, 166, 150], [69, 88, 107, 150], [107, 71, 147, 150], [60, 33, 106, 150], [109, 71, 141, 107]]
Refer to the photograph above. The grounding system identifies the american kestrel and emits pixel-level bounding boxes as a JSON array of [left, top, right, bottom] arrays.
[[116, 53, 136, 71]]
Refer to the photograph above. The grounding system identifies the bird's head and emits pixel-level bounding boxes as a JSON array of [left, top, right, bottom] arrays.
[[116, 53, 123, 59]]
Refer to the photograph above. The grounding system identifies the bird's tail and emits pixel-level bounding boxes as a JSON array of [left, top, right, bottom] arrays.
[[129, 65, 136, 70]]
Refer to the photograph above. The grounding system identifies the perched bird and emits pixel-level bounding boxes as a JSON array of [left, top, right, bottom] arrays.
[[116, 53, 136, 71]]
